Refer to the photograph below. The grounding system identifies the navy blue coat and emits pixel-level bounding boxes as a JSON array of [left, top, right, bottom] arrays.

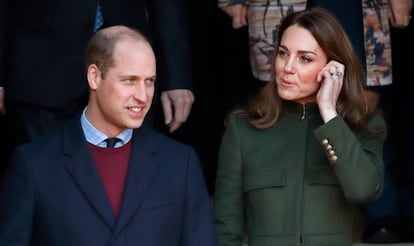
[[0, 118, 216, 246]]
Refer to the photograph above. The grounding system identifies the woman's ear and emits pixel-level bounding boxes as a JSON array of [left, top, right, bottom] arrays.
[[87, 64, 101, 90]]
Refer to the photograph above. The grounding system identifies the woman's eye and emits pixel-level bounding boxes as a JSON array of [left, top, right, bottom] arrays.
[[277, 50, 288, 57], [300, 56, 312, 63]]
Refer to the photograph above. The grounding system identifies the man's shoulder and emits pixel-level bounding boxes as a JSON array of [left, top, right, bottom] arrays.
[[15, 117, 79, 154]]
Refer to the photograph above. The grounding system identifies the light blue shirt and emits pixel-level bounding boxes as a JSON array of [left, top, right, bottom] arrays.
[[80, 107, 133, 148]]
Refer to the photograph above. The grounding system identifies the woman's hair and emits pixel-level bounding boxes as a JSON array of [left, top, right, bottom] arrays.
[[244, 7, 369, 131], [84, 25, 151, 79]]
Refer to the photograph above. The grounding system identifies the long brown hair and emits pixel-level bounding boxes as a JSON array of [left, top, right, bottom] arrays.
[[244, 7, 369, 131]]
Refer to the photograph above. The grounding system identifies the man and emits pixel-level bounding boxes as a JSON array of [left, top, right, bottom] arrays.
[[0, 26, 216, 246], [0, 0, 193, 168]]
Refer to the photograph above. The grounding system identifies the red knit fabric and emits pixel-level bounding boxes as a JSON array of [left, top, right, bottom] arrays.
[[89, 141, 132, 218]]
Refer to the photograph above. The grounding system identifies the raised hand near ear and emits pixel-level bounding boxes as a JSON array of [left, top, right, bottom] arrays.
[[316, 61, 345, 123]]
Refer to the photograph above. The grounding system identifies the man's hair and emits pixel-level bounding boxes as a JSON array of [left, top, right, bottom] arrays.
[[85, 25, 151, 79]]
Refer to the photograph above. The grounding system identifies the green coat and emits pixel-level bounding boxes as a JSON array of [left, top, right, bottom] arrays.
[[214, 102, 386, 246]]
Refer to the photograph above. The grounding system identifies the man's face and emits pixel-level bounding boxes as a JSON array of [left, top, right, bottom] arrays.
[[88, 39, 156, 137]]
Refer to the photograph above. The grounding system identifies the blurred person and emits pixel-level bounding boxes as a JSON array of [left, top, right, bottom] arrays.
[[213, 8, 386, 245], [0, 25, 216, 246]]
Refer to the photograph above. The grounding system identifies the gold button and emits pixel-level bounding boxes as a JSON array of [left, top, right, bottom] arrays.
[[326, 144, 333, 150], [330, 155, 338, 164], [328, 150, 335, 156], [322, 139, 329, 145]]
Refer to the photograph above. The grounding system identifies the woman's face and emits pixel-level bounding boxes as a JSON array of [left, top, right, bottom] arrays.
[[274, 25, 328, 104]]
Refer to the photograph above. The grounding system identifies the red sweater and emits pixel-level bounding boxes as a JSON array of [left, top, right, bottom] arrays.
[[89, 141, 132, 218]]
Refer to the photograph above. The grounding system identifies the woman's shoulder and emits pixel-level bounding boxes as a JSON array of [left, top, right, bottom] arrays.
[[366, 112, 386, 129], [225, 110, 251, 127], [361, 112, 387, 138]]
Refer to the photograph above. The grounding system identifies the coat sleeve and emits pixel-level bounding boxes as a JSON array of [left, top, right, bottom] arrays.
[[181, 147, 217, 246], [0, 147, 34, 245], [313, 115, 386, 204], [214, 114, 245, 245]]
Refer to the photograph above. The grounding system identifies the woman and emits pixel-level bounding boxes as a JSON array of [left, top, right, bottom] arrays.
[[218, 0, 411, 111], [213, 8, 386, 245]]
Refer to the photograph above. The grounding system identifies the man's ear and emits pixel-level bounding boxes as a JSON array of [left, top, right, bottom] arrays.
[[87, 64, 101, 90]]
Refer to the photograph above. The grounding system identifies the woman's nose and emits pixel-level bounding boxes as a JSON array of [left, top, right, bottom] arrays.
[[284, 58, 295, 74]]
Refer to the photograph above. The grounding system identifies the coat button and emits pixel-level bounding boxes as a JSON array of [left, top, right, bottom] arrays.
[[326, 144, 333, 150], [330, 155, 338, 164], [322, 138, 329, 145]]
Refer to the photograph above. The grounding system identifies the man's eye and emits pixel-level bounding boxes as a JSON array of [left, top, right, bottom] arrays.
[[146, 78, 156, 84]]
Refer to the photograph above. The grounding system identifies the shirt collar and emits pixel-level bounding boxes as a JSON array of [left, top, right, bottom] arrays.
[[80, 107, 133, 148]]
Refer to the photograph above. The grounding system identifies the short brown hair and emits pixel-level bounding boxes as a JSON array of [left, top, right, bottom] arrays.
[[84, 25, 151, 79]]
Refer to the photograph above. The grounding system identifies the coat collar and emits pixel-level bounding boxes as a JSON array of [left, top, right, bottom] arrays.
[[63, 119, 160, 233], [283, 101, 321, 121]]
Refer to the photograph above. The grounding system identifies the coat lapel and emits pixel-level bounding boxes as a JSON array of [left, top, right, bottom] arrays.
[[63, 119, 116, 229], [114, 127, 160, 236]]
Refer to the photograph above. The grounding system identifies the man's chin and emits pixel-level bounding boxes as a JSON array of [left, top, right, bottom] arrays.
[[126, 120, 145, 129]]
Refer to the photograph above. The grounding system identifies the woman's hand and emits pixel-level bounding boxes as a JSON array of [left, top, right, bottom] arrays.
[[316, 61, 345, 123]]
